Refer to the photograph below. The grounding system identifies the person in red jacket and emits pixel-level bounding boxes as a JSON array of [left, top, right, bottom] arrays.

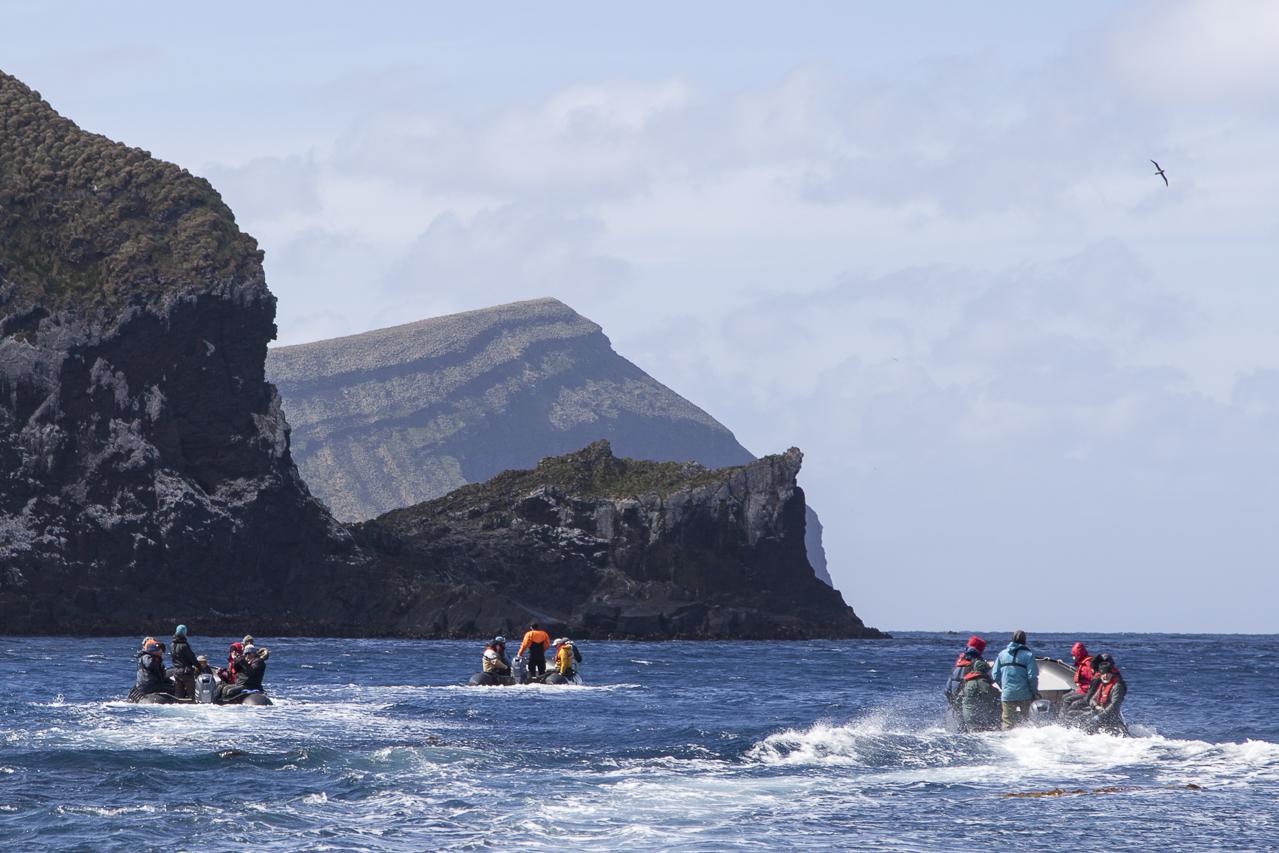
[[1061, 641, 1095, 715], [1071, 642, 1094, 694], [217, 641, 244, 683]]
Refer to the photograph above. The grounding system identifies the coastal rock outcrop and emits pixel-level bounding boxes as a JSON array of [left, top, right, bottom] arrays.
[[352, 441, 882, 639], [0, 71, 362, 633], [267, 299, 836, 586]]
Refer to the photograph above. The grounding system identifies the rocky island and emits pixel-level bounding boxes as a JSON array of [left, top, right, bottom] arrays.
[[353, 440, 880, 638], [0, 70, 880, 638], [267, 299, 835, 586]]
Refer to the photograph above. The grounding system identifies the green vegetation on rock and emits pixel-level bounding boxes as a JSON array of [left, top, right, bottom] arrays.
[[0, 71, 262, 315], [380, 439, 748, 524]]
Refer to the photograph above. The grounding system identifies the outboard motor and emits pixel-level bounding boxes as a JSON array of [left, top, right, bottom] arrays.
[[1029, 698, 1055, 725], [512, 655, 529, 685], [194, 673, 217, 704]]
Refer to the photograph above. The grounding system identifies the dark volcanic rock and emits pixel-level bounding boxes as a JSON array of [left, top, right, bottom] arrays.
[[0, 71, 364, 634], [266, 299, 837, 587], [352, 441, 883, 639]]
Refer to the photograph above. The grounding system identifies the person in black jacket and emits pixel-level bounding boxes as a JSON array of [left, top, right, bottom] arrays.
[[169, 625, 199, 700], [129, 641, 172, 701], [1083, 654, 1128, 734], [216, 644, 269, 703]]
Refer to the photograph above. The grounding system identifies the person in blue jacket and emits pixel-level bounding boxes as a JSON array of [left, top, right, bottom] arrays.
[[991, 629, 1039, 730]]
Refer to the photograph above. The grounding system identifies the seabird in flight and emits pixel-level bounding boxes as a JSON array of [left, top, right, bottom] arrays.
[[1151, 160, 1168, 186]]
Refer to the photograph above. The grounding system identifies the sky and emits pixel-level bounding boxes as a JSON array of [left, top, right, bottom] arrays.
[[5, 1, 1279, 632]]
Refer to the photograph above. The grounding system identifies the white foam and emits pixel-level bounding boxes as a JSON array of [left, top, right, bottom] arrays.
[[746, 714, 1279, 789]]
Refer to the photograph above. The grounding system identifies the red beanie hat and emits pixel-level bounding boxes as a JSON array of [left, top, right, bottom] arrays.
[[967, 635, 986, 655]]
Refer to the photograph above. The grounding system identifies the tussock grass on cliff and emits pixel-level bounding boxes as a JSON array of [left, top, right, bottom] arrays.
[[0, 72, 262, 314], [380, 440, 749, 523]]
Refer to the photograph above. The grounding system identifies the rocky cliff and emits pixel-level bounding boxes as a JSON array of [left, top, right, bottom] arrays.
[[352, 441, 882, 639], [267, 300, 836, 586], [0, 71, 364, 633], [0, 70, 868, 639]]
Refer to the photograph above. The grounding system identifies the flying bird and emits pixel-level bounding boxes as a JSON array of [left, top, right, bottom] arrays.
[[1151, 159, 1168, 186]]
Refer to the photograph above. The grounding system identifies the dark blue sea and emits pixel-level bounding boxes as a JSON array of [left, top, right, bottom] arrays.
[[2, 632, 1277, 851]]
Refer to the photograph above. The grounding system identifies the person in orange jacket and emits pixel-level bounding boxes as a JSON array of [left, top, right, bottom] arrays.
[[517, 623, 551, 676]]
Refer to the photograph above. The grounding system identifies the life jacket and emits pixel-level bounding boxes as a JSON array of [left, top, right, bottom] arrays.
[[483, 645, 509, 673], [1073, 658, 1094, 693], [945, 651, 978, 701], [556, 643, 576, 676], [226, 642, 244, 677], [1000, 644, 1030, 669], [1095, 674, 1122, 707]]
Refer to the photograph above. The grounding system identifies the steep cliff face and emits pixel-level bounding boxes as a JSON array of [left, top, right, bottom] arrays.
[[266, 299, 836, 587], [0, 72, 361, 633], [352, 441, 882, 639]]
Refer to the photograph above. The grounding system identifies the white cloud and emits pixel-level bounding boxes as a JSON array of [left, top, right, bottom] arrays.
[[1110, 0, 1279, 103], [377, 204, 631, 323]]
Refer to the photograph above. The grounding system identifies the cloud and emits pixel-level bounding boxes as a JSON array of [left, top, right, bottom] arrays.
[[330, 80, 692, 202], [205, 155, 323, 220], [1109, 0, 1279, 103], [376, 204, 631, 322]]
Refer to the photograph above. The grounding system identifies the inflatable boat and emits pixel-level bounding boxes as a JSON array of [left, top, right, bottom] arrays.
[[467, 655, 583, 686], [128, 672, 273, 706]]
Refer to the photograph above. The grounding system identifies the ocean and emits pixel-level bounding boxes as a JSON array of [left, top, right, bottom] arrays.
[[1, 632, 1276, 851]]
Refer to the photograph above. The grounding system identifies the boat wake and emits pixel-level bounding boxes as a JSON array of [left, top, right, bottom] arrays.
[[744, 713, 1279, 789]]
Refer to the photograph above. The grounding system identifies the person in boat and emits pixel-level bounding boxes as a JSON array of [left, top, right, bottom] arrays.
[[552, 638, 582, 679], [218, 641, 244, 684], [169, 625, 199, 700], [130, 640, 172, 701], [958, 657, 1000, 732], [194, 655, 213, 675], [483, 636, 512, 677], [1084, 653, 1126, 734], [216, 644, 268, 702], [518, 623, 552, 677], [1061, 642, 1095, 715], [944, 635, 987, 709], [1070, 642, 1094, 694], [991, 630, 1039, 730]]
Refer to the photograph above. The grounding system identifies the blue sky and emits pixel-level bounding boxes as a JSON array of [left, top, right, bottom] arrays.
[[5, 2, 1279, 631]]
